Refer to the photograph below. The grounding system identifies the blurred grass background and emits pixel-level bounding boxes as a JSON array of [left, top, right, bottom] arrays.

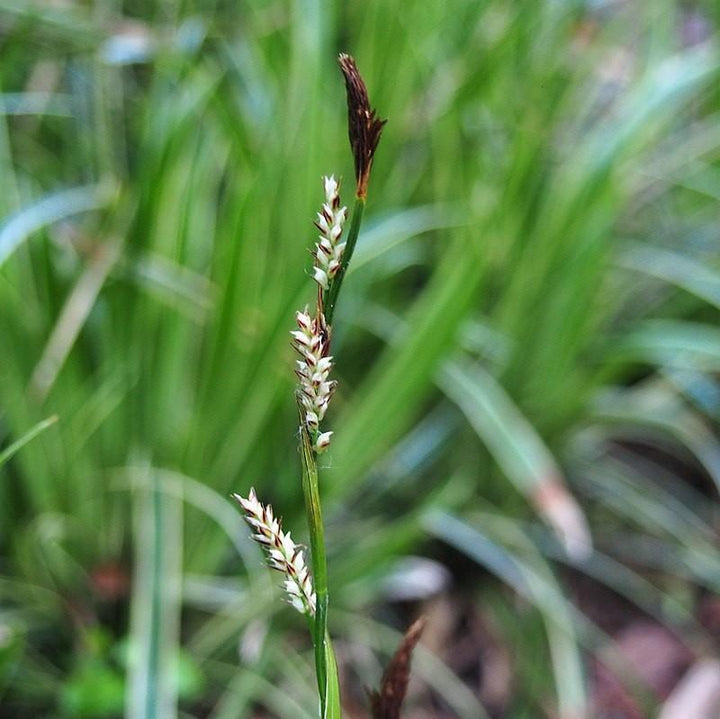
[[1, 1, 720, 717]]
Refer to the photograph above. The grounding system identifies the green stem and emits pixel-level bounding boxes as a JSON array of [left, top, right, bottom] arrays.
[[323, 196, 365, 325], [298, 409, 337, 716]]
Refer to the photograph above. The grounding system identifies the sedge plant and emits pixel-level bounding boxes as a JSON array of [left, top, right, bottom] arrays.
[[232, 53, 385, 719]]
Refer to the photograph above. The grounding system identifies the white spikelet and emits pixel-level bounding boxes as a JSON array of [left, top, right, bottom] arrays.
[[291, 308, 336, 444], [232, 488, 316, 616], [312, 175, 347, 289]]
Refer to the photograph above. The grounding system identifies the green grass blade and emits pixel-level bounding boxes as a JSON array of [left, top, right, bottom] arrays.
[[323, 633, 341, 719], [331, 233, 483, 493], [440, 359, 591, 559], [618, 242, 720, 311], [0, 183, 113, 267], [612, 320, 720, 371], [0, 415, 58, 469], [126, 467, 182, 719]]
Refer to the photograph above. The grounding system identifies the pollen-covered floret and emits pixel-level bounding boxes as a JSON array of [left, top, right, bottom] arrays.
[[291, 308, 336, 440], [233, 488, 316, 616]]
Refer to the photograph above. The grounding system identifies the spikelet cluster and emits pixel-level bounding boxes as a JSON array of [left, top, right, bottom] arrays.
[[233, 488, 316, 616], [291, 309, 335, 452], [312, 176, 347, 291]]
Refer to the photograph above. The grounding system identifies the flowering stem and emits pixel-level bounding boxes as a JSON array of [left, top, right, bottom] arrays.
[[323, 196, 365, 327], [292, 53, 382, 718], [234, 52, 382, 719]]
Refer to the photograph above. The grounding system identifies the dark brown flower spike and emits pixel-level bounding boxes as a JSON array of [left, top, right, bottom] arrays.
[[369, 617, 425, 719], [338, 53, 386, 199]]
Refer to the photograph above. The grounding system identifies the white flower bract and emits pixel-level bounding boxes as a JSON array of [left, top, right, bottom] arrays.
[[315, 431, 333, 452]]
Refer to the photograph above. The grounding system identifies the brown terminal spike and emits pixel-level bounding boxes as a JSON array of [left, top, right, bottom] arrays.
[[338, 53, 386, 199]]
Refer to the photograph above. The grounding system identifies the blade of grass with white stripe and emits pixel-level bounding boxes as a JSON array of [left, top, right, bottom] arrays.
[[126, 466, 182, 719], [611, 320, 720, 372], [0, 183, 114, 267], [355, 302, 590, 558], [440, 360, 591, 559], [618, 242, 720, 311]]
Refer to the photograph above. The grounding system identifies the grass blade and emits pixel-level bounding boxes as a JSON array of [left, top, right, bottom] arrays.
[[0, 415, 58, 469], [618, 242, 720, 311], [126, 466, 182, 719], [0, 183, 113, 267], [440, 359, 591, 559], [425, 510, 588, 719]]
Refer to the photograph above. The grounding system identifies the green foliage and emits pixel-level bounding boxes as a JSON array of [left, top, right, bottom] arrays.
[[1, 0, 719, 716], [62, 662, 125, 718]]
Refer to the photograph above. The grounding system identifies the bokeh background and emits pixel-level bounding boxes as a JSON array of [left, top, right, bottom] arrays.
[[1, 1, 720, 717]]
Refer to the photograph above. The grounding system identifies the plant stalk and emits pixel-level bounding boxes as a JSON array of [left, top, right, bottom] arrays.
[[298, 409, 340, 717]]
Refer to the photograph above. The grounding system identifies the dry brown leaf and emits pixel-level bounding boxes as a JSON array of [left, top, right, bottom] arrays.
[[369, 618, 426, 719]]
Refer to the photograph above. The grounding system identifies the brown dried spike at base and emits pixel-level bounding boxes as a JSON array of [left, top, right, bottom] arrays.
[[369, 618, 426, 719], [338, 53, 386, 199]]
